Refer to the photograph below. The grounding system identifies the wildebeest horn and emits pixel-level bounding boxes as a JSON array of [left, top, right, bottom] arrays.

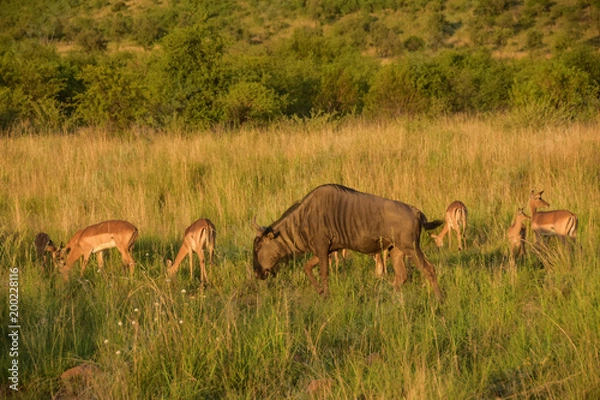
[[252, 216, 266, 233]]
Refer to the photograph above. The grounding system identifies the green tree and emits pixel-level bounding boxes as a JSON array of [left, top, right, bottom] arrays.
[[365, 56, 453, 117], [511, 59, 599, 122], [148, 26, 228, 128], [74, 59, 147, 129], [0, 40, 64, 131]]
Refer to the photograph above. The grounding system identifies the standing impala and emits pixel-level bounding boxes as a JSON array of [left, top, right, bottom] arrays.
[[430, 201, 468, 251], [528, 190, 578, 244], [167, 218, 216, 282], [58, 220, 138, 280], [507, 208, 530, 266]]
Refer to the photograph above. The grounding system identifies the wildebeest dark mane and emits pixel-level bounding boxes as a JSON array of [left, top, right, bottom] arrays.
[[268, 201, 301, 230], [328, 183, 359, 195], [267, 184, 358, 230]]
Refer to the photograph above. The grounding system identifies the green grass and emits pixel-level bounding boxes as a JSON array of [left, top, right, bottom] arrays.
[[1, 116, 599, 398]]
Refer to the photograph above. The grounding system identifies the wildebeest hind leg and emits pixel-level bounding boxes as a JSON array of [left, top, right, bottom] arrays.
[[389, 248, 408, 290], [410, 248, 444, 302]]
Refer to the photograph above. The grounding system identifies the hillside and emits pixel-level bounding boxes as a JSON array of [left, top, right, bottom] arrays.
[[1, 0, 600, 132]]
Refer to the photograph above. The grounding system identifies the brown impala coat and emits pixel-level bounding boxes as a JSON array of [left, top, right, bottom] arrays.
[[59, 220, 138, 279], [253, 184, 444, 301]]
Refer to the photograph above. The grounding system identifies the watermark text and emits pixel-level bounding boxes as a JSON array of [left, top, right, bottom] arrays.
[[8, 267, 20, 391]]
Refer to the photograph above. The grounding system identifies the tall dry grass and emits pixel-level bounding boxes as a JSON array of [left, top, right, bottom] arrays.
[[1, 115, 599, 398]]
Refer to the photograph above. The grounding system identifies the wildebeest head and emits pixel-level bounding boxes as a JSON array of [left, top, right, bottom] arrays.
[[252, 217, 282, 279]]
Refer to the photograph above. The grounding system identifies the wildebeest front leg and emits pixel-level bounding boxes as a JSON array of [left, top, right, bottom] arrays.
[[318, 255, 330, 297], [304, 256, 322, 294]]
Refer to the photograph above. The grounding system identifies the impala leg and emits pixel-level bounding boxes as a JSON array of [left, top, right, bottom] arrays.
[[116, 245, 135, 276], [375, 252, 386, 277], [81, 252, 91, 276], [508, 246, 515, 268], [189, 249, 194, 280], [95, 251, 105, 269], [196, 248, 208, 284], [127, 253, 135, 275], [208, 246, 214, 268], [303, 256, 322, 295]]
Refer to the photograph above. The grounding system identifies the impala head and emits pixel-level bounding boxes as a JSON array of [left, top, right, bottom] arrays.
[[429, 233, 444, 247], [529, 190, 550, 210], [53, 243, 67, 268], [515, 207, 531, 220], [252, 217, 281, 279]]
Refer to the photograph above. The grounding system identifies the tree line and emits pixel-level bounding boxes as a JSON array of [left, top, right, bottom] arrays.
[[1, 0, 600, 133]]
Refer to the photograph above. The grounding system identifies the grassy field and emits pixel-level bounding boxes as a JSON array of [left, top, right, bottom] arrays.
[[1, 116, 599, 399]]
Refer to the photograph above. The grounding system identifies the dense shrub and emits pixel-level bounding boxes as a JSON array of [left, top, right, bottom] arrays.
[[438, 49, 514, 113], [220, 81, 284, 126], [313, 56, 376, 115], [1, 0, 599, 133], [511, 59, 600, 122], [0, 41, 65, 130], [146, 26, 228, 128], [73, 58, 147, 129], [364, 56, 453, 117]]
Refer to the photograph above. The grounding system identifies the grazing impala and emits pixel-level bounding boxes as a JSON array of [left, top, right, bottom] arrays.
[[58, 220, 138, 279], [34, 232, 60, 268], [253, 184, 444, 301], [430, 201, 468, 251], [167, 219, 216, 282], [329, 249, 388, 277], [528, 190, 578, 244], [507, 208, 530, 266], [329, 249, 347, 272]]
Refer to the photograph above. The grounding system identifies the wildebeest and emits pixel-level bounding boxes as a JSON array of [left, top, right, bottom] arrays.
[[252, 184, 444, 301]]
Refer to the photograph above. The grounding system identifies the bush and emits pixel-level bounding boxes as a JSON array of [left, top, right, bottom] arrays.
[[220, 81, 284, 127], [370, 21, 403, 57], [147, 26, 228, 128], [75, 27, 108, 52], [438, 49, 514, 113], [364, 56, 453, 117], [73, 59, 147, 129], [511, 59, 599, 123], [132, 9, 173, 50], [0, 40, 65, 131], [404, 35, 425, 52], [525, 29, 544, 50], [313, 57, 375, 115]]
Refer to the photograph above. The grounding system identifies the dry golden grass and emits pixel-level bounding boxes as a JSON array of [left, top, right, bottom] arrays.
[[1, 115, 599, 398]]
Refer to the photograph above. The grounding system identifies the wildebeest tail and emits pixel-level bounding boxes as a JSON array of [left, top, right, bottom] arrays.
[[418, 211, 444, 231]]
